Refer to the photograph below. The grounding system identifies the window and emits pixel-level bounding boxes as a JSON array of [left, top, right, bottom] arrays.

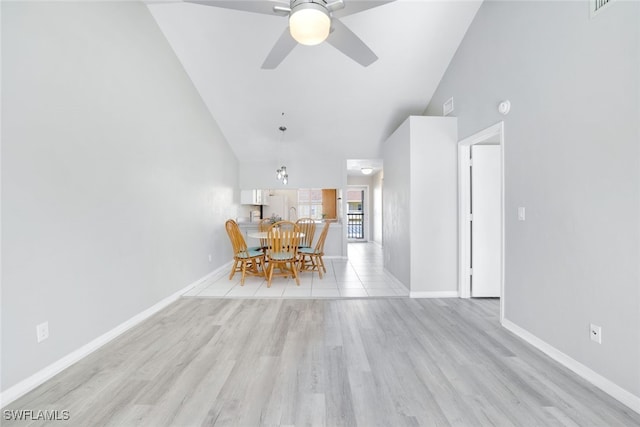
[[348, 202, 362, 212], [298, 189, 324, 219], [347, 189, 364, 212]]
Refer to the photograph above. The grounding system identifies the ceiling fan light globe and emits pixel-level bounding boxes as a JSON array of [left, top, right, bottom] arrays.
[[289, 6, 330, 46]]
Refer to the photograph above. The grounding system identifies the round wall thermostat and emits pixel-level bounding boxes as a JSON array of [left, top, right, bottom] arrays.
[[498, 100, 511, 115]]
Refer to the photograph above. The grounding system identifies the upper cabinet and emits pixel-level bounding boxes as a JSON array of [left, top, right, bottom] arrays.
[[240, 189, 269, 205], [321, 189, 337, 219]]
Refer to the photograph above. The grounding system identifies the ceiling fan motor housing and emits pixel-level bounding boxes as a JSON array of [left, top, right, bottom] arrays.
[[290, 0, 329, 9]]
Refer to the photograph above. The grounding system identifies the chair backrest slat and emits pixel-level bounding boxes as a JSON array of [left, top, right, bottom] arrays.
[[268, 222, 300, 256], [296, 218, 316, 248], [225, 219, 249, 255], [257, 218, 272, 248]]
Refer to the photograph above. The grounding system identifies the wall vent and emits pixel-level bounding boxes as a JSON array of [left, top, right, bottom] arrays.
[[590, 0, 613, 18], [443, 97, 454, 116]]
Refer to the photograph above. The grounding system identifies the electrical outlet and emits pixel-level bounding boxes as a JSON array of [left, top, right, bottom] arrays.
[[590, 323, 602, 344], [208, 254, 212, 263], [36, 321, 49, 343]]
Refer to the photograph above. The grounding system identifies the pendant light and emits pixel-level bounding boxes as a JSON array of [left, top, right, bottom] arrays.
[[275, 124, 289, 185]]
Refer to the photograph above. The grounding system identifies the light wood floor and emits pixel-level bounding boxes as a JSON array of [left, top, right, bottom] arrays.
[[4, 297, 639, 426]]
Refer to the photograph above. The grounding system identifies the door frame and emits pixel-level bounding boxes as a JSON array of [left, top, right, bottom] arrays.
[[458, 122, 505, 319]]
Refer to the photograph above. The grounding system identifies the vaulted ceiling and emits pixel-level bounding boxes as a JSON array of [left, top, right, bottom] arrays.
[[147, 0, 482, 168]]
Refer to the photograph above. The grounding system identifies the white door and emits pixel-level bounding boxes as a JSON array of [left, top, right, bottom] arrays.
[[471, 145, 501, 297]]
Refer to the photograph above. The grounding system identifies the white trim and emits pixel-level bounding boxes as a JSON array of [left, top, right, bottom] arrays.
[[457, 122, 505, 323], [410, 291, 458, 299], [0, 263, 231, 407], [458, 144, 471, 299], [502, 318, 640, 415]]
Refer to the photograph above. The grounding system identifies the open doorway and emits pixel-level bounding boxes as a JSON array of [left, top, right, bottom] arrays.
[[458, 122, 505, 320], [346, 159, 383, 245], [347, 186, 368, 241]]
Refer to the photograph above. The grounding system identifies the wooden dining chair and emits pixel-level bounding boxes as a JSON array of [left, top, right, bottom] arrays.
[[298, 221, 330, 279], [265, 222, 300, 287], [256, 218, 272, 250], [225, 219, 264, 285], [295, 218, 316, 249], [258, 218, 272, 232]]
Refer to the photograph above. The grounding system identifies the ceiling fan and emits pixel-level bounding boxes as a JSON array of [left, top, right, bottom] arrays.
[[184, 0, 395, 69]]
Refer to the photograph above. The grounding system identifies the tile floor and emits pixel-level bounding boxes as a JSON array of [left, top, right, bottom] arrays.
[[184, 242, 409, 298]]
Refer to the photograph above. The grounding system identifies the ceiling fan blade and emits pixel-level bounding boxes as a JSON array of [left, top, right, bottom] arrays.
[[331, 0, 395, 18], [261, 27, 297, 69], [184, 0, 289, 16], [326, 18, 377, 67]]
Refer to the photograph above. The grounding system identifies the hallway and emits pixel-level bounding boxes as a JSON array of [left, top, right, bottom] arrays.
[[185, 242, 409, 298]]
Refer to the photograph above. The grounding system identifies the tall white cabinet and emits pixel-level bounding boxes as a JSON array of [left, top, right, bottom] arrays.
[[382, 116, 458, 296]]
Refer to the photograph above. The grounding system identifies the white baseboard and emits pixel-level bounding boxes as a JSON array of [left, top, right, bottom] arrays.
[[502, 318, 640, 415], [0, 264, 229, 408], [410, 290, 458, 298]]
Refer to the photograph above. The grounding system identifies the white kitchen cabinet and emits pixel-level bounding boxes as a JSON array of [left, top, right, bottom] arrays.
[[240, 190, 254, 205], [240, 189, 269, 205]]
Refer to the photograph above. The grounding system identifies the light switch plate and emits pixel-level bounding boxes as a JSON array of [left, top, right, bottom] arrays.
[[36, 321, 49, 343], [518, 207, 526, 221]]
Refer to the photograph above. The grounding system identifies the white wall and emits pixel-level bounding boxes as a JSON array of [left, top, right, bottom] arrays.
[[409, 117, 458, 295], [382, 117, 458, 293], [1, 1, 239, 392], [347, 175, 373, 187], [239, 155, 345, 190], [381, 120, 411, 287], [425, 0, 640, 400], [371, 171, 383, 245]]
